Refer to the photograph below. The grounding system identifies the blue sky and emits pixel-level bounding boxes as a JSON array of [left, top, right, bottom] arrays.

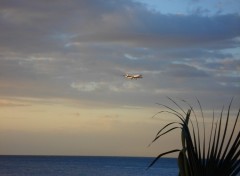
[[136, 0, 240, 15], [0, 0, 239, 156]]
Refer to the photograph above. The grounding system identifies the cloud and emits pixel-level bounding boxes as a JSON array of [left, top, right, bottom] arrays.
[[71, 82, 106, 92], [0, 99, 30, 107], [72, 14, 240, 50], [71, 81, 143, 93], [124, 54, 140, 60], [0, 0, 239, 108], [0, 0, 240, 54], [163, 63, 209, 78]]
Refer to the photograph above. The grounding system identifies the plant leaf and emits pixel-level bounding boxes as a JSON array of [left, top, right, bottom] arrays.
[[147, 149, 180, 169]]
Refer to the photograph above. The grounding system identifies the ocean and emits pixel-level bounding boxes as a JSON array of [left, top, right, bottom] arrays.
[[0, 155, 178, 176]]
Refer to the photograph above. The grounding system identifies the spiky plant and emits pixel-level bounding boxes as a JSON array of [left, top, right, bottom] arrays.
[[148, 97, 240, 176]]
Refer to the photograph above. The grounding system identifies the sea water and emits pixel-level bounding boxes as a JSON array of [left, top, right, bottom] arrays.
[[0, 155, 178, 176]]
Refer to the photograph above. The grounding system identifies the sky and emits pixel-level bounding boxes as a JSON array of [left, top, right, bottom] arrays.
[[0, 0, 240, 157]]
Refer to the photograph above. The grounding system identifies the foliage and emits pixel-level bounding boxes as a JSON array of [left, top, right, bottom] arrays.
[[148, 97, 240, 176]]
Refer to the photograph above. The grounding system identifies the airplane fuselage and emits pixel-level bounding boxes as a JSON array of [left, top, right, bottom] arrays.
[[125, 74, 143, 80]]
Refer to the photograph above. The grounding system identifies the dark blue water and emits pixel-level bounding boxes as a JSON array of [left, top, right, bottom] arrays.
[[0, 155, 178, 176]]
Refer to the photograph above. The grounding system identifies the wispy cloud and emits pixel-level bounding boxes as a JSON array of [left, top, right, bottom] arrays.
[[0, 99, 30, 107]]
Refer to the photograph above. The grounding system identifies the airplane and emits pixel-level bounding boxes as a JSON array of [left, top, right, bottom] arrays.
[[124, 73, 143, 80]]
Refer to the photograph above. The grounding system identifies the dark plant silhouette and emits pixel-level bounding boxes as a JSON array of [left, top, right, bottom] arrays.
[[148, 97, 240, 176]]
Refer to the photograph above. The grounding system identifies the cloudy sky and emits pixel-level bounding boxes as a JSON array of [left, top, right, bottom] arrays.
[[0, 0, 240, 157]]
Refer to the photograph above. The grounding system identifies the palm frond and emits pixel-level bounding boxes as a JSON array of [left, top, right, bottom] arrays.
[[148, 98, 240, 176], [147, 149, 180, 169]]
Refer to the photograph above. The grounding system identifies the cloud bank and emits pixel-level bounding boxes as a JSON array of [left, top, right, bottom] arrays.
[[0, 0, 239, 108]]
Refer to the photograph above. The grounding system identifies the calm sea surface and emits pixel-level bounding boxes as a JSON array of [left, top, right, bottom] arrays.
[[0, 155, 178, 176]]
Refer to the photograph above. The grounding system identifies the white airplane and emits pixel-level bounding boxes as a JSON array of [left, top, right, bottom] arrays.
[[124, 73, 143, 80]]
